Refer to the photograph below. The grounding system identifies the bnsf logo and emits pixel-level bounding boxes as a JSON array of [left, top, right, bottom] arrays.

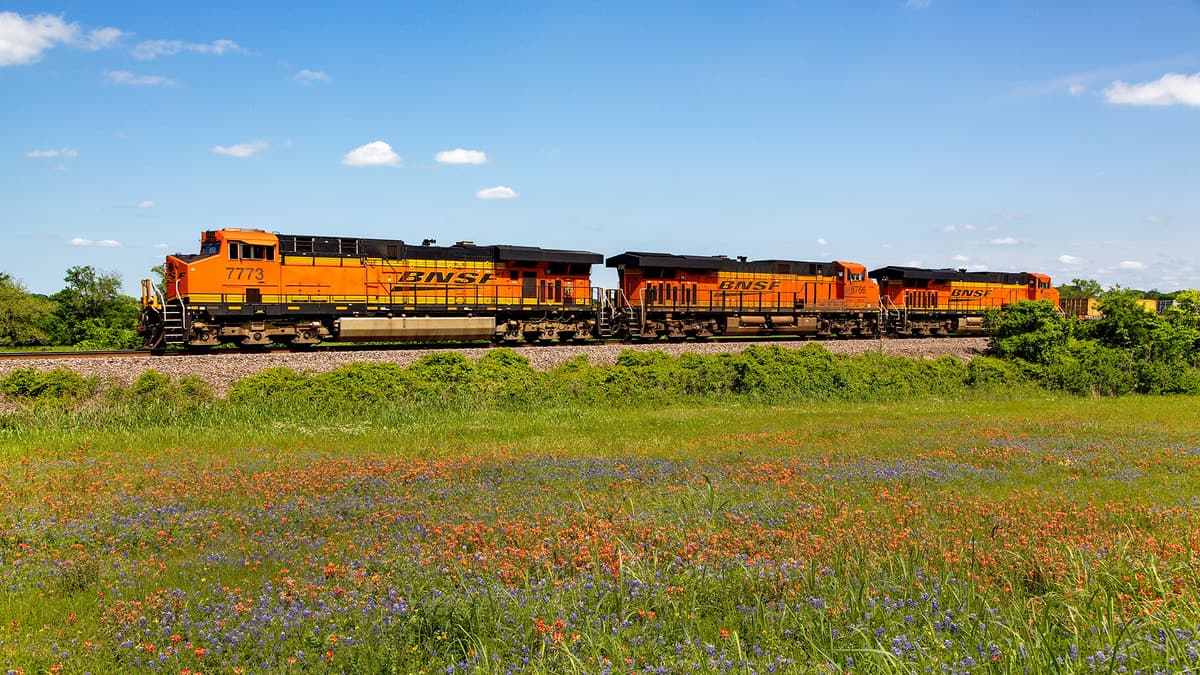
[[718, 280, 782, 290], [951, 289, 991, 297], [391, 271, 494, 285]]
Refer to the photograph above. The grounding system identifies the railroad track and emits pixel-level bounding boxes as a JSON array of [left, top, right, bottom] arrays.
[[0, 334, 973, 363], [0, 349, 153, 361], [0, 340, 573, 361]]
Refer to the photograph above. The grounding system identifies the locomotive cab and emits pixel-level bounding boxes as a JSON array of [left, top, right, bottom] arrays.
[[834, 261, 879, 305], [159, 229, 281, 305]]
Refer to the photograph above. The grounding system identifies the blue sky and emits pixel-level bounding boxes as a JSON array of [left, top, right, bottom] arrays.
[[3, 1, 1199, 295]]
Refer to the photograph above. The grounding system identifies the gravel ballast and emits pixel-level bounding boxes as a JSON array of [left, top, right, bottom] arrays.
[[0, 338, 989, 395]]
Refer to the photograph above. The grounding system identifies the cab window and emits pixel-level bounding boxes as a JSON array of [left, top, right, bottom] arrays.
[[200, 241, 219, 256], [228, 242, 275, 261]]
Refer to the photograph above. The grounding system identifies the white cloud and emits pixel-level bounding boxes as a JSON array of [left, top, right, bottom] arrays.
[[966, 264, 988, 271], [1105, 72, 1200, 107], [294, 69, 331, 84], [137, 200, 155, 208], [69, 236, 122, 247], [132, 38, 246, 60], [27, 147, 78, 159], [435, 148, 488, 165], [1143, 215, 1164, 223], [476, 186, 519, 200], [990, 236, 1019, 245], [943, 225, 957, 232], [1118, 260, 1146, 270], [0, 11, 123, 66], [816, 237, 828, 246], [1059, 254, 1083, 264], [0, 12, 74, 66], [212, 141, 268, 158], [952, 254, 969, 262], [106, 70, 178, 87], [903, 260, 923, 267], [342, 141, 402, 167], [152, 243, 169, 249], [1068, 84, 1087, 96], [80, 26, 124, 50], [963, 224, 977, 231]]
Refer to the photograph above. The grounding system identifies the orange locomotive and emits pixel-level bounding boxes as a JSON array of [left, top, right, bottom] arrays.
[[139, 230, 1064, 347], [138, 228, 602, 347], [604, 252, 881, 339], [869, 266, 1060, 335]]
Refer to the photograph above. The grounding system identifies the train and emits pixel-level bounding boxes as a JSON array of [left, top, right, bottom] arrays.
[[136, 228, 1060, 349]]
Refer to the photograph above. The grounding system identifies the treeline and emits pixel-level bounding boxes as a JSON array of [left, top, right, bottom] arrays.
[[1055, 277, 1185, 302], [0, 267, 141, 349], [989, 291, 1200, 395]]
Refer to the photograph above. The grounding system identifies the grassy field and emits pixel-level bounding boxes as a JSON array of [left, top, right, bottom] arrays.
[[2, 395, 1199, 673]]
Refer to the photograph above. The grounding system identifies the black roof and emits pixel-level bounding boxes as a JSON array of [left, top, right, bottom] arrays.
[[275, 233, 601, 265], [607, 251, 837, 276], [868, 266, 1029, 285]]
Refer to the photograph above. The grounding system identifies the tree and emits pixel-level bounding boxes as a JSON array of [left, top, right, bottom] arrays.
[[986, 300, 1074, 365], [1088, 289, 1162, 356], [1167, 289, 1200, 328], [151, 264, 167, 298], [48, 266, 141, 347], [1056, 278, 1104, 300], [0, 273, 55, 346]]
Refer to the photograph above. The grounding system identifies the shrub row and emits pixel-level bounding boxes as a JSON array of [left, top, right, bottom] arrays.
[[0, 367, 213, 408], [6, 339, 1195, 412], [223, 345, 998, 408]]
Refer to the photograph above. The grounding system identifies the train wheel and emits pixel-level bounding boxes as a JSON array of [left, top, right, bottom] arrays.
[[138, 307, 165, 349]]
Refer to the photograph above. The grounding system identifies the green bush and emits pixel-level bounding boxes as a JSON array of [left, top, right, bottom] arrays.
[[730, 344, 842, 399], [966, 356, 1019, 387], [839, 352, 967, 399], [543, 355, 593, 401], [0, 367, 94, 404], [987, 300, 1074, 364], [1042, 340, 1137, 396], [1134, 360, 1200, 395], [177, 375, 216, 402], [309, 362, 409, 404], [227, 367, 312, 403], [129, 370, 174, 400], [405, 353, 475, 400], [676, 352, 737, 396], [472, 349, 540, 402], [615, 350, 687, 394]]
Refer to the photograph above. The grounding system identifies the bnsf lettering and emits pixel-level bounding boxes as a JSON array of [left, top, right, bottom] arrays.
[[951, 289, 991, 297], [718, 280, 782, 291], [393, 271, 494, 285]]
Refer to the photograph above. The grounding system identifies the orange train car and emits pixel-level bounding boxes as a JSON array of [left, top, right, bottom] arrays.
[[139, 228, 602, 347], [604, 252, 881, 339], [868, 266, 1060, 335]]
